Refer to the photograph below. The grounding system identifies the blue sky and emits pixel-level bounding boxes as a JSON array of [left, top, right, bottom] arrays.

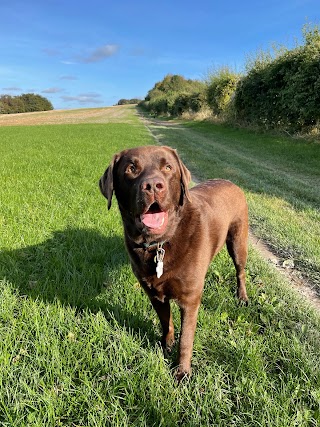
[[1, 0, 319, 110]]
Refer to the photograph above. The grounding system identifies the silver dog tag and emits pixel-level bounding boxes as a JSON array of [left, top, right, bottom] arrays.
[[155, 242, 165, 278], [156, 261, 164, 278]]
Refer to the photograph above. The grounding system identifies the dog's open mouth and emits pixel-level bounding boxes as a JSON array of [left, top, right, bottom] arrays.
[[140, 203, 168, 234]]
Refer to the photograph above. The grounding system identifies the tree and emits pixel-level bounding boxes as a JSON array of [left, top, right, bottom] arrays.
[[20, 93, 53, 112], [117, 98, 141, 105]]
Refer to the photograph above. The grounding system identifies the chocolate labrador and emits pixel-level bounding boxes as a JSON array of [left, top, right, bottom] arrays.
[[99, 145, 248, 381]]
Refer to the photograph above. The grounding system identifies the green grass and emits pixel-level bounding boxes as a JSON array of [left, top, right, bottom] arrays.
[[1, 110, 320, 426], [146, 119, 320, 288]]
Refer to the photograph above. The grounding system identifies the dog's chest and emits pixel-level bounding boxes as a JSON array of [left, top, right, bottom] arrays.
[[144, 279, 169, 303], [133, 248, 175, 302]]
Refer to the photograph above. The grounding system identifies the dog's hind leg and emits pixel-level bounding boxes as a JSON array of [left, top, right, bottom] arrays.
[[226, 218, 249, 303]]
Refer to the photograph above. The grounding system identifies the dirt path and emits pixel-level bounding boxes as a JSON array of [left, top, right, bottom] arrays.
[[140, 113, 320, 311], [250, 232, 320, 310]]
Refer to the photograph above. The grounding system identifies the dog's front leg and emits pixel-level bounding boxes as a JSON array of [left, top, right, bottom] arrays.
[[150, 298, 175, 352], [176, 299, 201, 382]]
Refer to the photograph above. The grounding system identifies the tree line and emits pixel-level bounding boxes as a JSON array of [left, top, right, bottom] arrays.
[[140, 24, 320, 134], [117, 98, 141, 105], [0, 93, 53, 114]]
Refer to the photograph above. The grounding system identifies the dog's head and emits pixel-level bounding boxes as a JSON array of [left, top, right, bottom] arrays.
[[99, 145, 191, 238]]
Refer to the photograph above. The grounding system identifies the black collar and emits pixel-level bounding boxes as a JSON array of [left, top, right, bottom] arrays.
[[127, 234, 167, 251], [142, 240, 166, 251]]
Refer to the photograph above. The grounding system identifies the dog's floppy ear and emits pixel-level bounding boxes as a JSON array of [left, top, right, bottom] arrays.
[[99, 154, 120, 210], [163, 146, 191, 205], [177, 154, 192, 205]]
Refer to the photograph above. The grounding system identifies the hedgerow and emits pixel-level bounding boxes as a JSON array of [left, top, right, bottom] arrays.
[[141, 24, 320, 135], [206, 67, 240, 117], [233, 24, 320, 131], [140, 74, 207, 116]]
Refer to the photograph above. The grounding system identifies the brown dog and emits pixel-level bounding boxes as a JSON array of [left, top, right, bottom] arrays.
[[99, 145, 248, 381]]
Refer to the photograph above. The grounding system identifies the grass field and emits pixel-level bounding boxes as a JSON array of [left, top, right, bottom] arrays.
[[1, 106, 320, 426]]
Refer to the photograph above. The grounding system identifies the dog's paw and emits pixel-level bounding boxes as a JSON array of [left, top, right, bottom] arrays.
[[238, 298, 249, 307], [237, 288, 249, 305], [175, 367, 191, 384], [161, 334, 175, 354]]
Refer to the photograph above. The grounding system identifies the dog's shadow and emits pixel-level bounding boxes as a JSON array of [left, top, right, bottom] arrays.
[[0, 228, 158, 344]]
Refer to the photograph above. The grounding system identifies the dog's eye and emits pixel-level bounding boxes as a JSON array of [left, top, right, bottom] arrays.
[[165, 164, 172, 171], [126, 164, 136, 174]]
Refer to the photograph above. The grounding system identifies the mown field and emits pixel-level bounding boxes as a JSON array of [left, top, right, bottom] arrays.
[[0, 105, 320, 426]]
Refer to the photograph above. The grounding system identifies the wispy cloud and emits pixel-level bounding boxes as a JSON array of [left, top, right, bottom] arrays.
[[60, 60, 76, 65], [59, 75, 78, 80], [80, 44, 119, 63], [2, 86, 22, 92], [42, 48, 60, 57], [61, 93, 103, 104], [78, 92, 101, 98], [42, 87, 64, 94], [46, 43, 119, 65]]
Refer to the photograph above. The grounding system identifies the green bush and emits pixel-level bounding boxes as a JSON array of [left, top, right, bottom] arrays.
[[117, 98, 141, 105], [233, 24, 320, 131], [206, 67, 240, 116], [188, 91, 208, 112], [172, 91, 208, 115], [143, 74, 207, 116], [171, 93, 190, 116], [148, 95, 169, 115]]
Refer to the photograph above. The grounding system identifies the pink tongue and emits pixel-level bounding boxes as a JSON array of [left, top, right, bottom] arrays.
[[141, 211, 166, 229]]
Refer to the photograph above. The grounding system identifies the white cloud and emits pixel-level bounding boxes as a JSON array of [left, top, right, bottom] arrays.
[[61, 94, 103, 104], [2, 86, 22, 92], [78, 92, 101, 98], [80, 44, 119, 63], [42, 87, 64, 94], [60, 75, 78, 80]]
